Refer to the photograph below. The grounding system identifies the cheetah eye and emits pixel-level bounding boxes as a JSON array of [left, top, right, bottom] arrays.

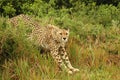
[[66, 33, 68, 35], [59, 32, 62, 35]]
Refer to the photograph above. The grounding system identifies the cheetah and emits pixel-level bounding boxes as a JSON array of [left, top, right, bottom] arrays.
[[9, 14, 79, 74]]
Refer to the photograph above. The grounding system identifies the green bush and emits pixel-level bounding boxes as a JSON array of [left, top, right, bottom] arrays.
[[0, 17, 35, 63], [0, 0, 34, 17], [0, 0, 120, 80]]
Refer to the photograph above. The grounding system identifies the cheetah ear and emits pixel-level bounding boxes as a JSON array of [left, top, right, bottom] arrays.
[[65, 28, 70, 32], [47, 24, 52, 28], [67, 28, 70, 32], [64, 27, 70, 31], [47, 24, 54, 29], [47, 24, 52, 27]]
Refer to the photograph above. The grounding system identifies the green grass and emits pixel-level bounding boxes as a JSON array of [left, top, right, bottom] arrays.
[[0, 17, 120, 80], [0, 4, 120, 80]]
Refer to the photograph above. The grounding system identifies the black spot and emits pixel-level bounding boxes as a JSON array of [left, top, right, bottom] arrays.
[[39, 46, 50, 54]]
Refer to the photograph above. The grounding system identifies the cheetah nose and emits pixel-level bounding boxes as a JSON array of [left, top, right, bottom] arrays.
[[63, 38, 66, 40]]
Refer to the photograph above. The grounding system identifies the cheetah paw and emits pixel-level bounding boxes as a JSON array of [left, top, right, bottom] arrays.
[[68, 70, 73, 74], [73, 68, 79, 72]]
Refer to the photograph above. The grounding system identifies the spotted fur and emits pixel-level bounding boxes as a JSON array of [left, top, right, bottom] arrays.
[[9, 14, 79, 74]]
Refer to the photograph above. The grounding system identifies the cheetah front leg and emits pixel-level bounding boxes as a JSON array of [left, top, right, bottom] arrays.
[[59, 47, 79, 74], [50, 49, 70, 73]]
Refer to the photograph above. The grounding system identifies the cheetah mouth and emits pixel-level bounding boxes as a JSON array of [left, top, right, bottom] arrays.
[[62, 40, 68, 43]]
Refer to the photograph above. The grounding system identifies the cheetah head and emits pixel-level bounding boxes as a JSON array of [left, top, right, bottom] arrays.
[[47, 24, 69, 43], [56, 29, 69, 43]]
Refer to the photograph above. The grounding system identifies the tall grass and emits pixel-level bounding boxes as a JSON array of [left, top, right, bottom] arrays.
[[0, 3, 120, 80]]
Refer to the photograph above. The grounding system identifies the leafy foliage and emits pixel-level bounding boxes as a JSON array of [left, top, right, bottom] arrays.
[[0, 0, 120, 80], [0, 0, 34, 17]]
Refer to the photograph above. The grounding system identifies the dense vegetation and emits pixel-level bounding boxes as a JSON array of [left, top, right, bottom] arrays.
[[0, 0, 120, 80]]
